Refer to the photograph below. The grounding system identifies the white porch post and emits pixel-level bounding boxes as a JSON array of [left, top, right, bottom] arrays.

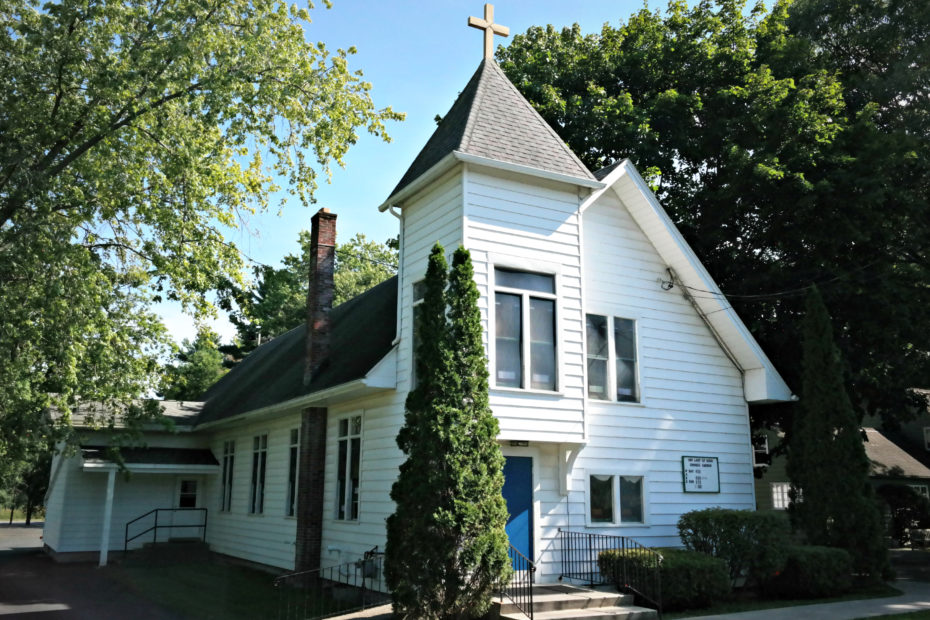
[[98, 468, 116, 567]]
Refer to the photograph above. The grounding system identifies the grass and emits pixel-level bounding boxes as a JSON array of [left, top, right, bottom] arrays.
[[664, 582, 902, 619], [0, 506, 44, 522], [112, 560, 281, 620]]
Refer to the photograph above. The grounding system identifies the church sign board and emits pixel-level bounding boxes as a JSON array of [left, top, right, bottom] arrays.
[[682, 456, 720, 493]]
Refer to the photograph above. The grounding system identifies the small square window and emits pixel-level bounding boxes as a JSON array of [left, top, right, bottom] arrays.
[[588, 474, 645, 525], [771, 482, 790, 510]]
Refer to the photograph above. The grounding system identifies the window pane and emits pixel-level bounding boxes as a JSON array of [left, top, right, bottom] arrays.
[[495, 293, 522, 387], [350, 437, 361, 520], [290, 429, 299, 445], [336, 439, 347, 520], [590, 475, 614, 523], [413, 280, 427, 302], [351, 416, 362, 436], [411, 303, 422, 389], [586, 315, 608, 399], [620, 476, 643, 523], [614, 318, 635, 359], [339, 418, 348, 437], [616, 359, 637, 402], [614, 319, 637, 402], [530, 297, 556, 390], [495, 268, 554, 294]]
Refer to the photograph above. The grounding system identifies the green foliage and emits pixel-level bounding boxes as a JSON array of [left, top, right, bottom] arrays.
[[158, 327, 229, 400], [678, 508, 790, 587], [220, 232, 397, 356], [787, 287, 887, 578], [876, 484, 930, 547], [0, 0, 400, 477], [497, 0, 930, 430], [600, 548, 730, 611], [768, 545, 853, 598], [385, 244, 509, 619]]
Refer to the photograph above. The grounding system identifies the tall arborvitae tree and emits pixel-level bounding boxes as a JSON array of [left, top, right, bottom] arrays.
[[786, 287, 887, 578], [385, 244, 509, 619]]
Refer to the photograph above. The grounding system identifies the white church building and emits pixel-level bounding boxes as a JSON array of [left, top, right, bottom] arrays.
[[43, 16, 793, 588]]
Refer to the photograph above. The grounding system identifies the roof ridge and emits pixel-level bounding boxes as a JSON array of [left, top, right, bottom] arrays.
[[460, 60, 491, 153]]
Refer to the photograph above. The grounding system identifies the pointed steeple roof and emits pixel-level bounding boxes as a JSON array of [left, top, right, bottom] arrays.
[[386, 60, 596, 202]]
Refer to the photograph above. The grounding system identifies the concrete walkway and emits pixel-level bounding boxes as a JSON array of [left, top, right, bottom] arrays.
[[689, 578, 930, 619]]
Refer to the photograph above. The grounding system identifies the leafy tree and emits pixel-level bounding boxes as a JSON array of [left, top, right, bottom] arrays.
[[385, 244, 509, 618], [786, 287, 887, 578], [159, 327, 229, 400], [221, 232, 397, 355], [0, 0, 401, 473], [497, 0, 930, 428]]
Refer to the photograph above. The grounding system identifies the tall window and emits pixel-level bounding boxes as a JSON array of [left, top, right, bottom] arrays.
[[588, 474, 645, 524], [494, 268, 556, 391], [286, 428, 299, 517], [220, 440, 234, 512], [336, 416, 361, 520], [411, 280, 427, 390], [249, 434, 267, 514], [585, 315, 638, 402]]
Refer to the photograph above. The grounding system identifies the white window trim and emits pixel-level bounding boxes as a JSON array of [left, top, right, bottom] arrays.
[[584, 471, 649, 528], [286, 428, 300, 518], [489, 262, 563, 393], [248, 432, 268, 516], [334, 414, 363, 522], [583, 313, 643, 406], [175, 477, 199, 509], [219, 439, 235, 513]]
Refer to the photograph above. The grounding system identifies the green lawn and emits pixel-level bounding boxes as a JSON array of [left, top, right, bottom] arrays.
[[1, 506, 44, 522], [112, 561, 281, 620], [664, 582, 902, 619]]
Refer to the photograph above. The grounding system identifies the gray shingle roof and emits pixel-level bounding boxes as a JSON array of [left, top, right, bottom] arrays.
[[864, 428, 930, 479], [388, 60, 595, 200], [196, 276, 398, 425]]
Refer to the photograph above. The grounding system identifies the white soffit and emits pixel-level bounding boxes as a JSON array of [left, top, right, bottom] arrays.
[[597, 161, 793, 404]]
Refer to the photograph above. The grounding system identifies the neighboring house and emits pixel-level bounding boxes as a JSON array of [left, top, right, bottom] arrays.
[[44, 57, 793, 582], [753, 427, 930, 513]]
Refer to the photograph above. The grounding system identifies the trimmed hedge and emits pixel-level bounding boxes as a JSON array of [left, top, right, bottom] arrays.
[[599, 548, 730, 611], [768, 546, 853, 598], [678, 508, 789, 586]]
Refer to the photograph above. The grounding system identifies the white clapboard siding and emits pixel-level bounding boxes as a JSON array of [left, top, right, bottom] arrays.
[[204, 413, 300, 570], [464, 167, 586, 442], [563, 189, 754, 549], [42, 451, 70, 551], [321, 392, 405, 564], [397, 168, 464, 394]]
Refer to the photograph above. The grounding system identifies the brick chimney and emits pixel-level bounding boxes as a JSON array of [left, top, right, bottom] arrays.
[[303, 208, 337, 385]]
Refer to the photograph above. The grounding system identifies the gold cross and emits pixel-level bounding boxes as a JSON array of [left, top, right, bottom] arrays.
[[468, 4, 509, 60]]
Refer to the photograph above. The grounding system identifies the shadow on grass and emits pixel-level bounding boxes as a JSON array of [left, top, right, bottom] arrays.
[[111, 560, 280, 620]]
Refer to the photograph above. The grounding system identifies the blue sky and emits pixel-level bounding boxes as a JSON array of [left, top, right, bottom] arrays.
[[160, 0, 651, 344]]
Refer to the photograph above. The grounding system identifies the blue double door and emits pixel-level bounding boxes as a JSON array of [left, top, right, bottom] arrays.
[[502, 456, 533, 563]]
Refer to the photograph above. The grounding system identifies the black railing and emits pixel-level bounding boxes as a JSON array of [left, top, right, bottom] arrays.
[[274, 547, 388, 620], [498, 543, 536, 620], [558, 529, 661, 614], [124, 508, 207, 553]]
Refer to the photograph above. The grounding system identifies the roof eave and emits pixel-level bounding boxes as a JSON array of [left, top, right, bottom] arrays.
[[195, 348, 398, 431], [606, 161, 794, 404], [378, 152, 458, 212]]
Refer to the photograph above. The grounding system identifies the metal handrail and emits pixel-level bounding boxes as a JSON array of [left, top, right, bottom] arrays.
[[558, 528, 662, 615], [498, 543, 536, 620], [274, 547, 388, 620], [124, 507, 208, 553]]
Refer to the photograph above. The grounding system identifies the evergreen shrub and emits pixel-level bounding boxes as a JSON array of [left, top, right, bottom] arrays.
[[678, 508, 789, 586], [768, 545, 853, 598], [599, 548, 730, 610]]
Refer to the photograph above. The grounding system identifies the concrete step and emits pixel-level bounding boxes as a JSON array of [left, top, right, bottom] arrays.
[[496, 585, 657, 620], [498, 585, 634, 614], [500, 605, 657, 620]]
